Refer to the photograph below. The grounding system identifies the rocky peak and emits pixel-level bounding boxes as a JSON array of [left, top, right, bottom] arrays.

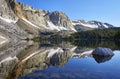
[[18, 2, 34, 11], [49, 11, 74, 31], [50, 11, 69, 26]]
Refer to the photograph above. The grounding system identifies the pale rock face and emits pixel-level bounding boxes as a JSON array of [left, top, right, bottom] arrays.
[[18, 2, 34, 11], [0, 0, 17, 20], [49, 11, 75, 31], [0, 0, 32, 44], [18, 2, 49, 27], [25, 10, 48, 27], [0, 17, 29, 43], [17, 2, 76, 31]]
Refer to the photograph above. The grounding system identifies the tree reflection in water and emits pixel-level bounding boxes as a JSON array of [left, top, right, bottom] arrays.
[[0, 40, 119, 79]]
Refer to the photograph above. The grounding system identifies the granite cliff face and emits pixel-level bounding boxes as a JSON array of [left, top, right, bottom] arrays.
[[49, 11, 76, 31], [18, 2, 76, 32], [18, 2, 48, 28], [0, 0, 17, 20], [0, 0, 32, 45]]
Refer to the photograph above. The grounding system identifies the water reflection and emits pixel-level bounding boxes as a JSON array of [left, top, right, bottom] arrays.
[[0, 40, 120, 79], [93, 55, 113, 63], [72, 40, 120, 50]]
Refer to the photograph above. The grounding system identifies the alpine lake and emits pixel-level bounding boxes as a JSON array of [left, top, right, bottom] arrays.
[[0, 39, 120, 79]]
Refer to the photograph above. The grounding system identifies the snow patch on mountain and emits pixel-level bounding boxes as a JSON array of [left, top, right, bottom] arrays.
[[73, 20, 97, 28], [47, 21, 60, 31], [47, 21, 75, 31], [21, 18, 41, 29], [73, 20, 114, 30], [0, 16, 17, 23]]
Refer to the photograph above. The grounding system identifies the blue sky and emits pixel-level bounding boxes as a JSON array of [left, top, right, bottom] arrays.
[[17, 0, 120, 26]]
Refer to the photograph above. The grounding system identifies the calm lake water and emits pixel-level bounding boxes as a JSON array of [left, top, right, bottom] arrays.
[[0, 40, 120, 79], [18, 51, 120, 79]]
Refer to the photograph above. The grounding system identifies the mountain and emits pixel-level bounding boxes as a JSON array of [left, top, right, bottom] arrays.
[[9, 0, 76, 32], [18, 2, 76, 32], [0, 0, 117, 42], [0, 0, 77, 45], [72, 20, 115, 31]]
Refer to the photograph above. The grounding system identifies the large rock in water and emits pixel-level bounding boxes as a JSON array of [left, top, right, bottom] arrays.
[[92, 47, 114, 56]]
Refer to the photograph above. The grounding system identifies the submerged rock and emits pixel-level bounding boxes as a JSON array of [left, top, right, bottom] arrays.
[[92, 47, 114, 56]]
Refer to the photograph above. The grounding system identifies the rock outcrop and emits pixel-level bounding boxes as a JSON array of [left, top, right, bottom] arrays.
[[49, 11, 76, 32], [0, 17, 29, 42], [0, 0, 17, 20], [18, 2, 49, 28], [0, 0, 32, 45]]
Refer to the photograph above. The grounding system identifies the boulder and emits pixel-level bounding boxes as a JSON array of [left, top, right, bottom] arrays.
[[92, 47, 114, 56]]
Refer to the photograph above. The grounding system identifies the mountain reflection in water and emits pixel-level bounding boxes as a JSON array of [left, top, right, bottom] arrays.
[[0, 40, 120, 79]]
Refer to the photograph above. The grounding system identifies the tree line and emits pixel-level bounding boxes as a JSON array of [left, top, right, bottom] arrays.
[[71, 28, 120, 41]]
